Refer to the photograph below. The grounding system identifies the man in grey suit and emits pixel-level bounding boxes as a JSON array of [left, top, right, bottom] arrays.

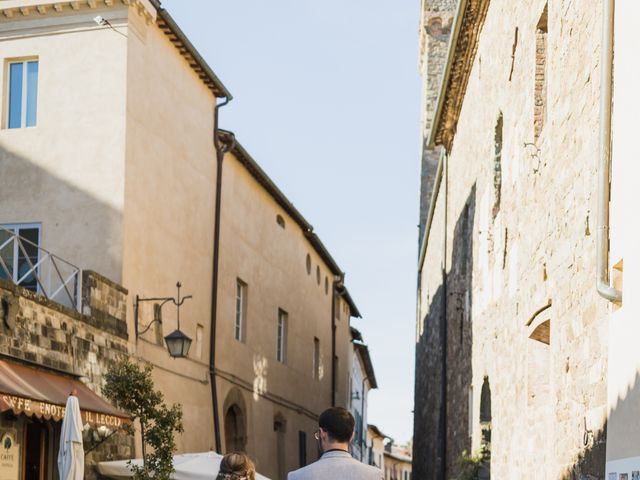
[[288, 407, 384, 480]]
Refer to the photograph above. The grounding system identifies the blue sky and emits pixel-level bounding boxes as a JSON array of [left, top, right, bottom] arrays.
[[163, 0, 422, 443]]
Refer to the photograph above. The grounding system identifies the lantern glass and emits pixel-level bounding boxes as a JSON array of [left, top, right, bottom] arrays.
[[164, 329, 192, 358]]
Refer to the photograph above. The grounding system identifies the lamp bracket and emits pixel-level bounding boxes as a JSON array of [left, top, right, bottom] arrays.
[[134, 282, 193, 339]]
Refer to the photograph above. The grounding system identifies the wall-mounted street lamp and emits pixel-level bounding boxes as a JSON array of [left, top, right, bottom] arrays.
[[134, 282, 193, 359]]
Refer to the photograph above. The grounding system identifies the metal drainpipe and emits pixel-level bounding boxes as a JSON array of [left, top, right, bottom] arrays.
[[210, 97, 234, 453], [360, 375, 369, 462], [331, 275, 344, 407], [596, 0, 622, 303]]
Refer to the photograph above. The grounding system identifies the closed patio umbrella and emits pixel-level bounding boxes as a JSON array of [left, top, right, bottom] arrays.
[[57, 393, 84, 480]]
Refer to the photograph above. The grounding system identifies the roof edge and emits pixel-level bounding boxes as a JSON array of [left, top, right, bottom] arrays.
[[427, 0, 490, 150], [354, 342, 377, 389], [150, 0, 232, 99], [426, 0, 468, 149], [227, 138, 357, 287]]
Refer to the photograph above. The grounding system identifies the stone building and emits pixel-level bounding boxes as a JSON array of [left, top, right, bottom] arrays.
[[412, 0, 640, 478], [0, 266, 131, 479], [0, 1, 365, 479]]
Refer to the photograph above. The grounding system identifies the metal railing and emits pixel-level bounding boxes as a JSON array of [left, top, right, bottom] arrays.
[[0, 226, 81, 311]]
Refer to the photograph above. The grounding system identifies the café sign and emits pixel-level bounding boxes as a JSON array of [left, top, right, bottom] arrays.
[[0, 431, 18, 480], [0, 394, 126, 428]]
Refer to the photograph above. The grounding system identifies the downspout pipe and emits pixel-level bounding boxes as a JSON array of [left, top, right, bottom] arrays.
[[210, 97, 235, 453], [331, 275, 344, 407], [596, 0, 622, 303], [360, 375, 370, 462]]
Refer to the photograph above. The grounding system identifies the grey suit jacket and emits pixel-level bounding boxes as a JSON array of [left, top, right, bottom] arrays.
[[287, 451, 384, 480]]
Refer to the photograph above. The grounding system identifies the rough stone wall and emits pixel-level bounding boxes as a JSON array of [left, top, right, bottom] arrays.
[[415, 0, 609, 478], [0, 273, 132, 478], [418, 0, 456, 248], [82, 270, 128, 339]]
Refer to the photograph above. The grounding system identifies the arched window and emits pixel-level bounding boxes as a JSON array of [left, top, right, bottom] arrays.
[[492, 113, 503, 219], [480, 377, 491, 423], [479, 376, 492, 478]]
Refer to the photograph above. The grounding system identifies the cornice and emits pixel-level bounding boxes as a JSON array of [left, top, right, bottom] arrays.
[[0, 0, 154, 24], [432, 0, 490, 151], [0, 0, 231, 99]]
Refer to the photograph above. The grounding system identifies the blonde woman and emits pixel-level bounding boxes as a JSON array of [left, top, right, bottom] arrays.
[[216, 452, 256, 480]]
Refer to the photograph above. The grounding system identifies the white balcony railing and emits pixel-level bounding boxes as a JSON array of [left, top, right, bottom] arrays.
[[0, 226, 80, 311]]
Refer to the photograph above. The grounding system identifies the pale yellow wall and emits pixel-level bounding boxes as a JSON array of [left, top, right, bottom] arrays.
[[605, 1, 640, 473], [0, 5, 129, 282], [335, 296, 352, 409], [120, 3, 218, 454], [215, 151, 351, 477]]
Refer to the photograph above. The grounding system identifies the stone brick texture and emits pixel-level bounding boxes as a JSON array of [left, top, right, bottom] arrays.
[[415, 0, 608, 479], [0, 272, 132, 478], [418, 0, 456, 248]]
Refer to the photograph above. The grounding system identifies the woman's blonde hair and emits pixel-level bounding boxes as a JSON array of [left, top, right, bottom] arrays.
[[216, 452, 256, 480]]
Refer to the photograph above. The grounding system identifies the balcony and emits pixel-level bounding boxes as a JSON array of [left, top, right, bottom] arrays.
[[0, 225, 80, 311]]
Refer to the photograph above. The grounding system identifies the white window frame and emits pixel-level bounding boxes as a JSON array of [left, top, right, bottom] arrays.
[[235, 279, 247, 342], [6, 59, 38, 129], [0, 223, 41, 287], [277, 309, 288, 363]]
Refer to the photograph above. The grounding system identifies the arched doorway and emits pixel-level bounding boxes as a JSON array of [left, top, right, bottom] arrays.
[[274, 413, 286, 480], [224, 404, 246, 453], [223, 388, 247, 453]]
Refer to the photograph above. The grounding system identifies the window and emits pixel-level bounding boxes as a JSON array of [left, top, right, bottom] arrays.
[[492, 113, 503, 218], [534, 4, 548, 141], [7, 59, 38, 129], [0, 224, 40, 292], [235, 279, 247, 342], [298, 431, 307, 467], [276, 214, 285, 228], [306, 254, 311, 275], [277, 309, 288, 363], [316, 266, 321, 285], [313, 337, 320, 380]]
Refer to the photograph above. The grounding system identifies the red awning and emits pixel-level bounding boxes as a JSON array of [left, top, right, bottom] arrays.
[[0, 359, 129, 428]]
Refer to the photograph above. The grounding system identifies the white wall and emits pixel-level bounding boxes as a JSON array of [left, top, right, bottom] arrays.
[[606, 1, 640, 475]]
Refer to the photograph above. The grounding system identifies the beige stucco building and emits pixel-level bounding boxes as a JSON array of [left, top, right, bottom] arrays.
[[414, 0, 640, 479], [0, 1, 363, 479], [384, 444, 412, 480]]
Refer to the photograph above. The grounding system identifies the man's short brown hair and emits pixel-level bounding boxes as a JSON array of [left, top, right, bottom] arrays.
[[319, 407, 355, 443]]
